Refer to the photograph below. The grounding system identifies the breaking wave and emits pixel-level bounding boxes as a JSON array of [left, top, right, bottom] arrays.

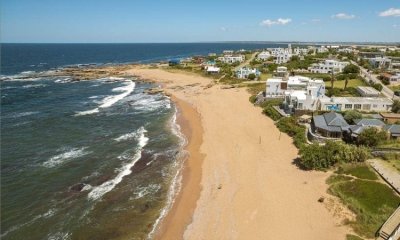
[[43, 147, 90, 168]]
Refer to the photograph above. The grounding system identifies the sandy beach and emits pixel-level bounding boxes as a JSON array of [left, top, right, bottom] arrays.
[[124, 66, 351, 240]]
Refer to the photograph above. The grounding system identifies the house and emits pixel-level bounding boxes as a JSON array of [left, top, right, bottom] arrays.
[[275, 53, 292, 64], [346, 119, 386, 139], [384, 124, 400, 139], [312, 112, 349, 138], [218, 55, 245, 64], [275, 66, 288, 78], [266, 75, 325, 97], [318, 97, 392, 112], [223, 50, 234, 55], [368, 57, 392, 69], [205, 66, 220, 74], [236, 67, 260, 79], [380, 113, 400, 124], [316, 46, 329, 53], [258, 51, 271, 60], [356, 86, 380, 97], [308, 59, 349, 74]]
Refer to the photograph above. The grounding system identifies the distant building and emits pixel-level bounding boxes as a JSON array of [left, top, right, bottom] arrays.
[[368, 57, 392, 69], [223, 50, 234, 55], [356, 86, 380, 97], [308, 59, 349, 74], [257, 51, 271, 60], [205, 66, 220, 74], [218, 55, 245, 64], [236, 67, 260, 79], [317, 97, 392, 112], [275, 66, 288, 78]]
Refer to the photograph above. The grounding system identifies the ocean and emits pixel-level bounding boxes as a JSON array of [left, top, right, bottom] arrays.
[[0, 43, 285, 240]]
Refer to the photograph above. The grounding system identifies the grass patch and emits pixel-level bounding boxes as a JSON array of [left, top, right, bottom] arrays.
[[336, 164, 378, 180], [246, 82, 266, 95], [346, 234, 364, 240], [332, 79, 367, 88], [328, 179, 400, 238], [276, 117, 306, 149], [326, 174, 353, 185]]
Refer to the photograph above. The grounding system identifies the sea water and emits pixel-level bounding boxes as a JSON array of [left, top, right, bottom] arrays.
[[1, 43, 286, 239]]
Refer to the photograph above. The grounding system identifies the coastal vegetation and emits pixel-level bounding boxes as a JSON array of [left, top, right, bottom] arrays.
[[275, 117, 306, 149], [299, 141, 369, 170], [327, 164, 400, 238]]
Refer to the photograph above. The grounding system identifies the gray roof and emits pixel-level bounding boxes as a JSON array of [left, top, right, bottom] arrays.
[[313, 112, 348, 133], [354, 119, 385, 127], [384, 124, 400, 135]]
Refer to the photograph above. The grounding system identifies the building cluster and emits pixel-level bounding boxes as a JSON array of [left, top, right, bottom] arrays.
[[265, 67, 393, 114], [311, 111, 400, 140], [217, 50, 245, 64], [308, 59, 349, 74], [258, 44, 309, 64]]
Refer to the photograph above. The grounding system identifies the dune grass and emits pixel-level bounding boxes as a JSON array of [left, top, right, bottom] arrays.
[[346, 234, 364, 240], [336, 164, 378, 180], [328, 178, 400, 238]]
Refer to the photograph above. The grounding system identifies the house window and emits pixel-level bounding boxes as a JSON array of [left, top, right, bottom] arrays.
[[373, 104, 378, 108], [354, 104, 362, 110], [345, 104, 352, 109], [362, 104, 371, 110]]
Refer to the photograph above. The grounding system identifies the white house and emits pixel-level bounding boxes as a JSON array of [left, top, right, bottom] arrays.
[[368, 57, 392, 69], [205, 66, 220, 74], [266, 76, 325, 97], [236, 67, 261, 79], [218, 55, 245, 64], [257, 51, 271, 60], [223, 50, 234, 55], [275, 53, 292, 64], [317, 97, 392, 112], [316, 46, 329, 53], [308, 59, 349, 74]]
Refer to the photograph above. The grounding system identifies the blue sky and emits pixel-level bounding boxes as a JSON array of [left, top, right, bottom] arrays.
[[1, 0, 399, 43]]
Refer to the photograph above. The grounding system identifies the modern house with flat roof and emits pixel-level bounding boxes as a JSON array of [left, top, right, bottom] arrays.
[[356, 86, 381, 97], [257, 51, 271, 60], [218, 55, 244, 64], [317, 97, 392, 112], [308, 59, 349, 74], [235, 67, 260, 79]]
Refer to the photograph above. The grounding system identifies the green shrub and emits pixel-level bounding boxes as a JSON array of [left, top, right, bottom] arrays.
[[343, 110, 362, 124], [249, 95, 257, 104], [371, 83, 383, 91], [299, 141, 370, 170], [276, 117, 306, 148], [262, 106, 281, 121], [357, 128, 388, 147]]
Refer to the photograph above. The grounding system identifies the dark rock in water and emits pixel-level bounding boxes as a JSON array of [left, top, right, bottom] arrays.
[[131, 151, 153, 174], [70, 183, 85, 192]]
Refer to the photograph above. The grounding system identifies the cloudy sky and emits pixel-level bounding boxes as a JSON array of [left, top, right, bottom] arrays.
[[1, 0, 399, 43]]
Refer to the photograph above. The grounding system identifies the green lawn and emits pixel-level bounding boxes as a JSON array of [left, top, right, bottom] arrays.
[[331, 79, 367, 88], [328, 176, 400, 238], [336, 164, 378, 180], [246, 82, 266, 95], [259, 73, 272, 81]]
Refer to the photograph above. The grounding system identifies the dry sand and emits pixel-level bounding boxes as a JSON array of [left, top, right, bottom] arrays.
[[124, 66, 351, 240]]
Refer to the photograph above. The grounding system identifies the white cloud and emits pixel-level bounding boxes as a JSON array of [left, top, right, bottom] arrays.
[[260, 18, 292, 27], [393, 24, 399, 28], [331, 13, 355, 20], [379, 8, 400, 17], [220, 27, 227, 32], [311, 19, 321, 22]]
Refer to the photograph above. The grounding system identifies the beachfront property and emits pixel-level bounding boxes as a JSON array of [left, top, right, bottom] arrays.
[[317, 97, 393, 112], [257, 51, 271, 60], [308, 59, 349, 74], [205, 66, 220, 74], [266, 75, 324, 96], [312, 112, 349, 138], [267, 44, 294, 64], [218, 54, 245, 64], [347, 118, 386, 139], [235, 67, 260, 79], [356, 86, 381, 97], [223, 50, 234, 55], [384, 124, 400, 139]]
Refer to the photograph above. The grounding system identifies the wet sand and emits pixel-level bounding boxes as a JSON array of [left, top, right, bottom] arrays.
[[124, 66, 351, 240]]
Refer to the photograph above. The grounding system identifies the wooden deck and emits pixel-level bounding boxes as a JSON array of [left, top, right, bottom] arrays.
[[377, 206, 400, 240]]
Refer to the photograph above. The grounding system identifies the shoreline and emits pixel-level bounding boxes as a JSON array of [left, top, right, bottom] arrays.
[[152, 96, 204, 240]]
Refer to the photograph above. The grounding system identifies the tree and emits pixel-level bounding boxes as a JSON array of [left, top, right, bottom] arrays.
[[344, 110, 362, 124], [344, 76, 349, 90], [357, 128, 388, 147], [392, 100, 400, 113], [248, 73, 256, 80], [343, 64, 360, 74]]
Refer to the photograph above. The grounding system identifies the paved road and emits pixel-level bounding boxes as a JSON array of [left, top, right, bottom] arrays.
[[351, 60, 399, 100]]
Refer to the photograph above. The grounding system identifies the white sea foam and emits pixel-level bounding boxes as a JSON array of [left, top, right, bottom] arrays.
[[130, 94, 171, 112], [88, 127, 149, 201], [147, 106, 187, 239], [22, 83, 47, 89], [2, 111, 40, 119], [48, 232, 71, 240], [43, 147, 90, 168], [75, 81, 135, 116], [132, 184, 161, 200], [114, 128, 144, 142]]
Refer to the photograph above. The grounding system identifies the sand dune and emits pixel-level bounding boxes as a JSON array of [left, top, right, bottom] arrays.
[[125, 67, 350, 240]]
